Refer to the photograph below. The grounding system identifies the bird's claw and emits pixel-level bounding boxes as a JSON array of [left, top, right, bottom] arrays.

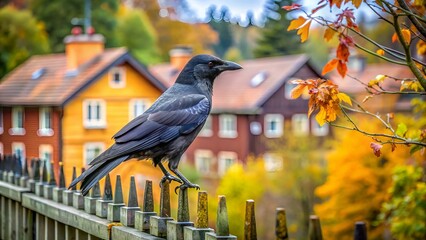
[[160, 174, 182, 187], [174, 182, 200, 194]]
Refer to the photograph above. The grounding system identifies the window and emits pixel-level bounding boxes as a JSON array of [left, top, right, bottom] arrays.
[[285, 78, 309, 99], [0, 142, 3, 156], [129, 99, 150, 120], [312, 118, 329, 136], [199, 116, 213, 137], [219, 114, 237, 138], [83, 99, 106, 128], [0, 108, 3, 134], [39, 144, 53, 173], [84, 142, 105, 166], [109, 67, 125, 88], [38, 107, 53, 136], [264, 153, 283, 172], [292, 114, 309, 136], [264, 114, 283, 138], [12, 142, 25, 164], [218, 151, 237, 175], [10, 107, 25, 135], [194, 150, 213, 174]]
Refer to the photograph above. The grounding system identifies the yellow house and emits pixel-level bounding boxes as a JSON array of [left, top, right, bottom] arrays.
[[0, 32, 166, 183]]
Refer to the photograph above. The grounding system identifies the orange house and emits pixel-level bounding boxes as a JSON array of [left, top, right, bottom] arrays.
[[0, 33, 166, 181]]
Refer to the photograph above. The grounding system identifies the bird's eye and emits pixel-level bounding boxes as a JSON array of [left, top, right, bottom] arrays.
[[208, 61, 214, 68]]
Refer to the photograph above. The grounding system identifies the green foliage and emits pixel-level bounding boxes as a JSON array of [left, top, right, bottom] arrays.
[[115, 7, 161, 64], [379, 165, 426, 240], [0, 6, 50, 79], [30, 0, 119, 52], [253, 0, 302, 58]]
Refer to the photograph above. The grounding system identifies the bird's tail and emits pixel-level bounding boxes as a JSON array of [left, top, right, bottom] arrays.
[[68, 155, 128, 196]]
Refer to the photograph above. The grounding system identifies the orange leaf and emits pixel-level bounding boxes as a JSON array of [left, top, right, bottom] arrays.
[[287, 16, 307, 31], [322, 58, 339, 75], [337, 43, 350, 62], [337, 61, 348, 78], [290, 85, 308, 99], [297, 20, 312, 42], [376, 49, 385, 56], [324, 28, 335, 42], [392, 32, 398, 43], [282, 3, 302, 11], [401, 28, 411, 44], [352, 0, 362, 8]]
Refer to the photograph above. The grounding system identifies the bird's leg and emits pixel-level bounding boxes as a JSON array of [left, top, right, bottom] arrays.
[[158, 162, 182, 185], [169, 167, 200, 192]]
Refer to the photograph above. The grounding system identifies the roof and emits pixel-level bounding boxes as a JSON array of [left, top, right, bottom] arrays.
[[333, 63, 414, 94], [0, 48, 166, 106], [150, 54, 313, 113]]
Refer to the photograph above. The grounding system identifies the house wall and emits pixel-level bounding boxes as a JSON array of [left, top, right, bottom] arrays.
[[0, 106, 61, 176], [61, 63, 162, 183]]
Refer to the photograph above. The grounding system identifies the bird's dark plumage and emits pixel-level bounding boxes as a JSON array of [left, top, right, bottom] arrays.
[[69, 54, 242, 195]]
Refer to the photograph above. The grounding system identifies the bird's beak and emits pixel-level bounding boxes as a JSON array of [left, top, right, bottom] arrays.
[[217, 60, 243, 72]]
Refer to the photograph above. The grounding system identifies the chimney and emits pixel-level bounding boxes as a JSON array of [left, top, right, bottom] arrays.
[[64, 27, 105, 72], [169, 46, 193, 71]]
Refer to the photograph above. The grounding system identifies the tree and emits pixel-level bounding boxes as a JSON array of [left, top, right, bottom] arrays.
[[0, 6, 50, 79], [115, 6, 161, 64], [253, 0, 303, 58], [29, 0, 119, 53]]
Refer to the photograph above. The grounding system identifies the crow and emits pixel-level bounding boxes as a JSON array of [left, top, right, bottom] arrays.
[[69, 54, 242, 195]]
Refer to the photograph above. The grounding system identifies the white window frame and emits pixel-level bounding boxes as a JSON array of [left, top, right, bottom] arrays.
[[10, 107, 25, 135], [39, 144, 53, 173], [0, 142, 3, 156], [263, 152, 283, 172], [38, 107, 54, 136], [83, 99, 106, 129], [218, 151, 237, 176], [264, 114, 284, 138], [129, 99, 150, 120], [218, 114, 237, 138], [83, 142, 105, 166], [194, 149, 213, 174], [312, 118, 329, 136], [12, 142, 25, 164], [109, 67, 126, 88], [292, 114, 309, 136], [0, 108, 3, 135], [199, 116, 213, 137]]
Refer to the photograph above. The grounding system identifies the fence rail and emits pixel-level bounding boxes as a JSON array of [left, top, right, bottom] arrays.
[[0, 155, 368, 240]]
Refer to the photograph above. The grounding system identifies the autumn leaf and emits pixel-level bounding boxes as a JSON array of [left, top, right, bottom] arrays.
[[290, 85, 308, 99], [352, 0, 362, 8], [297, 20, 312, 43], [337, 43, 350, 62], [282, 3, 302, 11], [287, 16, 308, 31], [395, 123, 408, 137], [417, 40, 426, 56], [400, 80, 425, 91], [376, 49, 385, 56], [324, 27, 336, 42], [336, 60, 347, 78], [392, 32, 398, 43], [322, 58, 339, 75], [370, 142, 383, 157], [401, 28, 411, 44], [316, 107, 328, 126], [337, 92, 352, 106]]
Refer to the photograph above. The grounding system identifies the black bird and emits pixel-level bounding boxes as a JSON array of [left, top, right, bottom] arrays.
[[69, 54, 242, 195]]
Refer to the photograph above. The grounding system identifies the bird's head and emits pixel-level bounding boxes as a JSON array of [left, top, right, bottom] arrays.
[[177, 54, 242, 85]]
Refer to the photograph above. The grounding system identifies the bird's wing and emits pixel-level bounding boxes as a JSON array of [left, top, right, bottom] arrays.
[[89, 94, 210, 165]]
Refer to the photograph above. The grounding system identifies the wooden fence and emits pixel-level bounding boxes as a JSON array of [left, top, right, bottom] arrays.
[[0, 155, 368, 240]]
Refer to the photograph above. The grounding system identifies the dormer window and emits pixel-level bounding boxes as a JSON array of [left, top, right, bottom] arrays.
[[109, 67, 125, 88]]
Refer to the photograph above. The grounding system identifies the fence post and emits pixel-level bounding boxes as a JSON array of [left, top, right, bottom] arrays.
[[72, 168, 85, 210], [19, 158, 29, 187], [35, 160, 48, 197], [167, 187, 194, 239], [206, 195, 237, 240], [275, 208, 289, 240], [62, 166, 76, 206], [150, 181, 174, 237], [96, 174, 113, 218], [43, 161, 57, 199], [135, 180, 157, 232], [28, 159, 40, 192], [354, 221, 367, 240], [107, 175, 125, 222], [84, 182, 101, 214], [53, 163, 66, 203], [244, 199, 257, 240], [120, 176, 140, 227], [308, 215, 323, 240], [184, 191, 214, 240]]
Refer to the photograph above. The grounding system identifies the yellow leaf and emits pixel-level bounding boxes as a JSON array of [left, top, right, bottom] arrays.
[[376, 74, 386, 82], [297, 20, 312, 43], [401, 28, 411, 44], [290, 85, 308, 99], [352, 0, 362, 8], [376, 49, 385, 56], [324, 28, 335, 42], [315, 107, 327, 126], [416, 40, 426, 56], [337, 92, 352, 106], [287, 16, 307, 31]]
